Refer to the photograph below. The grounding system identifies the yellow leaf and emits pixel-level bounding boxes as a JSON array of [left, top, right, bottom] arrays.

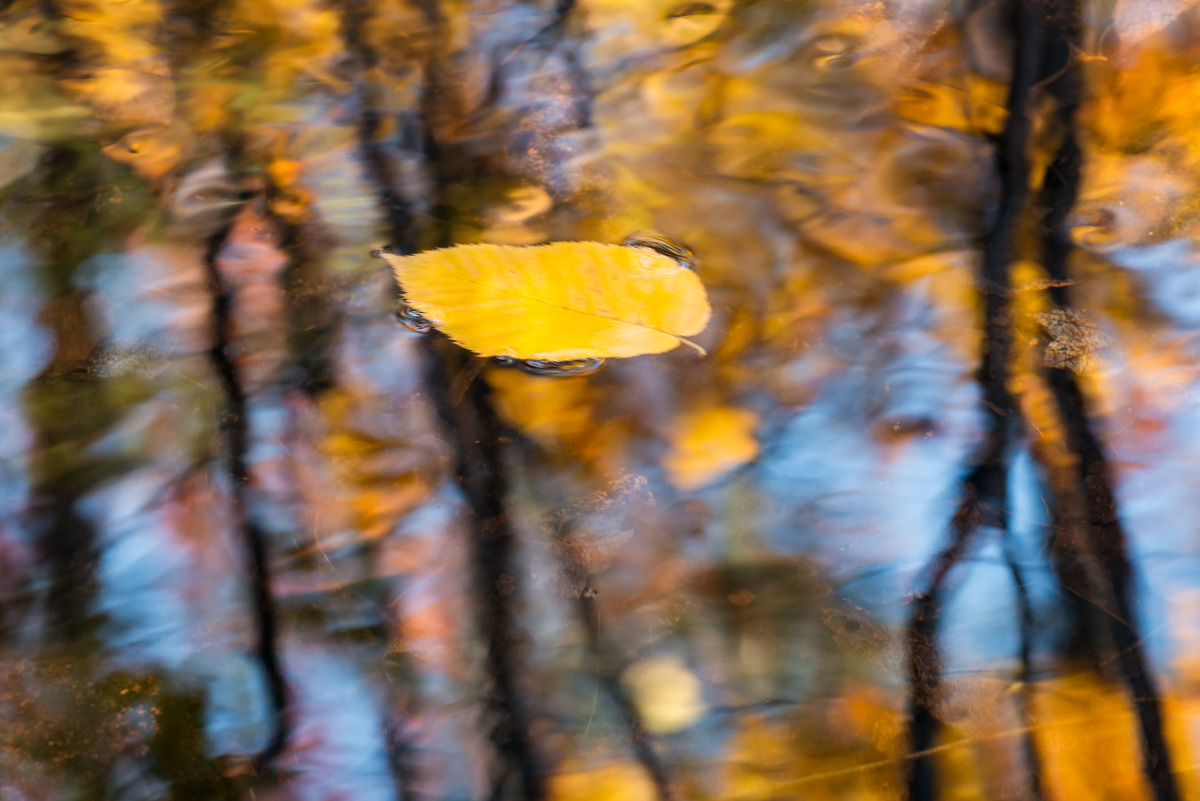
[[63, 63, 175, 127], [724, 717, 786, 799], [101, 122, 190, 179], [621, 654, 706, 734], [549, 760, 658, 801], [662, 404, 759, 491], [485, 367, 595, 447], [380, 242, 711, 360], [1034, 673, 1153, 801]]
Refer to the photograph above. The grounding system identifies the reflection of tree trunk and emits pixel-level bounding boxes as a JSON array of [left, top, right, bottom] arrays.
[[339, 7, 427, 797], [1002, 534, 1044, 801], [347, 11, 546, 799], [201, 215, 291, 769], [348, 0, 601, 794], [910, 1, 1184, 798], [416, 43, 557, 786], [30, 487, 100, 642], [426, 339, 546, 801], [1034, 2, 1181, 799], [273, 202, 338, 398], [28, 370, 103, 645], [1041, 374, 1180, 801], [904, 1, 1043, 798], [24, 147, 111, 644], [577, 593, 676, 801]]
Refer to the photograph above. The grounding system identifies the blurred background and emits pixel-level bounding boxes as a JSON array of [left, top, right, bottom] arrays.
[[0, 0, 1198, 798]]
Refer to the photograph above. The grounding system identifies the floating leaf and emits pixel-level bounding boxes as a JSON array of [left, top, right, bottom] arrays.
[[545, 475, 650, 598], [1037, 308, 1112, 374], [379, 242, 711, 360]]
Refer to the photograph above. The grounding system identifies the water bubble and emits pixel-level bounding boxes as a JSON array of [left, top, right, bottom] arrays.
[[395, 302, 433, 333], [521, 358, 606, 377], [621, 232, 697, 270]]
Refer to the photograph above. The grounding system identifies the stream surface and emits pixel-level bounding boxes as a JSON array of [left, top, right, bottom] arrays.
[[0, 1, 1198, 800]]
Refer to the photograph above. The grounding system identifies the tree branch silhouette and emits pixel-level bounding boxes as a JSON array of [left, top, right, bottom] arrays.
[[578, 593, 676, 801], [202, 208, 290, 770], [905, 1, 1044, 798], [1034, 6, 1182, 798], [345, 4, 547, 797]]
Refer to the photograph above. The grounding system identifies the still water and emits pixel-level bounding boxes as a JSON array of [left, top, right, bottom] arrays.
[[1, 0, 1198, 799]]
